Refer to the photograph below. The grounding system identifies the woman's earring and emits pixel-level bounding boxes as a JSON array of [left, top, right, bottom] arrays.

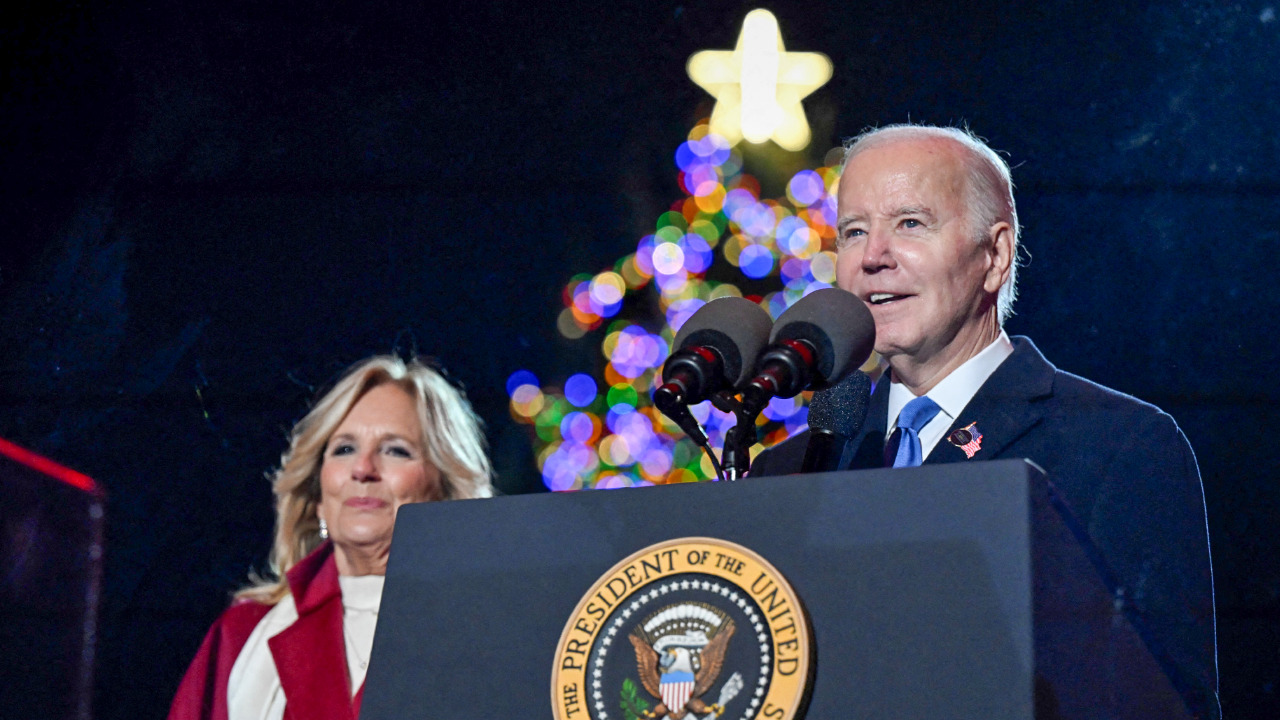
[[319, 517, 329, 540]]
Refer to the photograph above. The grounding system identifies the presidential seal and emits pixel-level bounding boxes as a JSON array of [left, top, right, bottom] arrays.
[[552, 537, 812, 720]]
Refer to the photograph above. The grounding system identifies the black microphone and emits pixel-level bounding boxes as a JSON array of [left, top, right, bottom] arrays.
[[800, 370, 872, 473], [740, 287, 876, 417], [654, 297, 772, 442]]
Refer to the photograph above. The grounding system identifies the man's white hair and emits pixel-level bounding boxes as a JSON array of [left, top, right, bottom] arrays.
[[840, 124, 1021, 324]]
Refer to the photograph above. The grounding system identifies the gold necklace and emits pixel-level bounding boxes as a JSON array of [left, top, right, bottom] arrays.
[[341, 610, 377, 670], [342, 624, 368, 669]]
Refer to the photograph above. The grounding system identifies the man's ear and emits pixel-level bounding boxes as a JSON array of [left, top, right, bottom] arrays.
[[983, 221, 1014, 294]]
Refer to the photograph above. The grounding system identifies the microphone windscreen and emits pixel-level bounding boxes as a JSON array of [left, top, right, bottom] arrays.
[[807, 370, 872, 437], [769, 288, 875, 388], [672, 297, 773, 388]]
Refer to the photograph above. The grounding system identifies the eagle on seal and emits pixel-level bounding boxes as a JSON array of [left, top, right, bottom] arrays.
[[628, 607, 736, 720]]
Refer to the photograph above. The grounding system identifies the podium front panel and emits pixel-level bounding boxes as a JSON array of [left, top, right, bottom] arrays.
[[363, 459, 1045, 719]]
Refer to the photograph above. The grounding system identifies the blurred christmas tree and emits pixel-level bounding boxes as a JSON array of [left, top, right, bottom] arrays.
[[505, 11, 875, 491]]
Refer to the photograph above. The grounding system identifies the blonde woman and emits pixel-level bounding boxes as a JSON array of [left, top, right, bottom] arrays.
[[169, 355, 493, 720]]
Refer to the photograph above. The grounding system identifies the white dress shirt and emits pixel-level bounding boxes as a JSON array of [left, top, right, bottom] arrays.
[[886, 331, 1014, 461]]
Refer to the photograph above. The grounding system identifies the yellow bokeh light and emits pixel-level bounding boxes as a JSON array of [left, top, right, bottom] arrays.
[[536, 441, 560, 470], [694, 184, 727, 213], [645, 406, 680, 435], [722, 234, 746, 266], [667, 281, 702, 305], [708, 283, 743, 300], [688, 218, 721, 247], [599, 434, 633, 466], [766, 200, 792, 222], [601, 329, 622, 359], [590, 271, 626, 306], [510, 384, 546, 419], [820, 166, 840, 190], [788, 226, 821, 259], [667, 468, 698, 484], [686, 9, 832, 152], [557, 308, 588, 339], [810, 250, 837, 283], [699, 450, 719, 478], [620, 255, 649, 287]]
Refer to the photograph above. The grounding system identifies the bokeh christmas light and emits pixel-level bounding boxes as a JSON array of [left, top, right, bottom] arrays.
[[508, 121, 875, 491]]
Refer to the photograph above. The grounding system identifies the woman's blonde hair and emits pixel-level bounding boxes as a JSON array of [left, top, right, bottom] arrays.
[[236, 355, 494, 604]]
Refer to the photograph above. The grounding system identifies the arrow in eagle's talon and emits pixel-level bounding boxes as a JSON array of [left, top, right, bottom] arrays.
[[701, 672, 744, 718]]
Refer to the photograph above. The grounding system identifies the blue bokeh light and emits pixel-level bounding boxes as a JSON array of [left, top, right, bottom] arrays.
[[564, 373, 598, 407], [506, 370, 539, 396], [739, 244, 775, 279]]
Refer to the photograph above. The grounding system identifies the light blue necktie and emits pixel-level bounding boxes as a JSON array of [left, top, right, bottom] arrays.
[[889, 396, 942, 468]]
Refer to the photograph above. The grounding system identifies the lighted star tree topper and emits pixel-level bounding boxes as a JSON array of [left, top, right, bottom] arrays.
[[687, 9, 833, 151], [505, 12, 874, 491]]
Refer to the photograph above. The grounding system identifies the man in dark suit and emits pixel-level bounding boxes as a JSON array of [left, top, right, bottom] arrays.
[[750, 125, 1218, 717]]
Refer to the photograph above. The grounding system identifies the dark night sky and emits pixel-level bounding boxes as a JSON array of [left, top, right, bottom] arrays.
[[2, 1, 1278, 717]]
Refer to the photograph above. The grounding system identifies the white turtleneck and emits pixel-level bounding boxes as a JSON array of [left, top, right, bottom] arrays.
[[337, 574, 384, 693], [225, 574, 384, 720]]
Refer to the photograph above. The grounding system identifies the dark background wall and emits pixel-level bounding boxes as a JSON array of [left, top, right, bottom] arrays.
[[2, 0, 1276, 716]]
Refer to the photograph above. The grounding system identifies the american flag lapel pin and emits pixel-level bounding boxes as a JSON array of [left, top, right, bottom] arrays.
[[948, 422, 984, 459]]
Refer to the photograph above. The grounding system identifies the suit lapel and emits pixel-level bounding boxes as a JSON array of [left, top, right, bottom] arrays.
[[841, 371, 891, 470], [924, 336, 1055, 465], [268, 544, 358, 720]]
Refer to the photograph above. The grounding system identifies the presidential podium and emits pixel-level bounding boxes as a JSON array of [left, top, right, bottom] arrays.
[[360, 459, 1190, 720]]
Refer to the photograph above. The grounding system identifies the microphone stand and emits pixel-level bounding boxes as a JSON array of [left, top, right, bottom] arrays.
[[710, 390, 765, 481]]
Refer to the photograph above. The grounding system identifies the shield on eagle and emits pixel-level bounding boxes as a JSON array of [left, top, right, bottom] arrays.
[[629, 602, 735, 720]]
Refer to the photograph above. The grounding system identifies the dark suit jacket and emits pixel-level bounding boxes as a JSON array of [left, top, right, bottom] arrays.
[[751, 336, 1218, 718]]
